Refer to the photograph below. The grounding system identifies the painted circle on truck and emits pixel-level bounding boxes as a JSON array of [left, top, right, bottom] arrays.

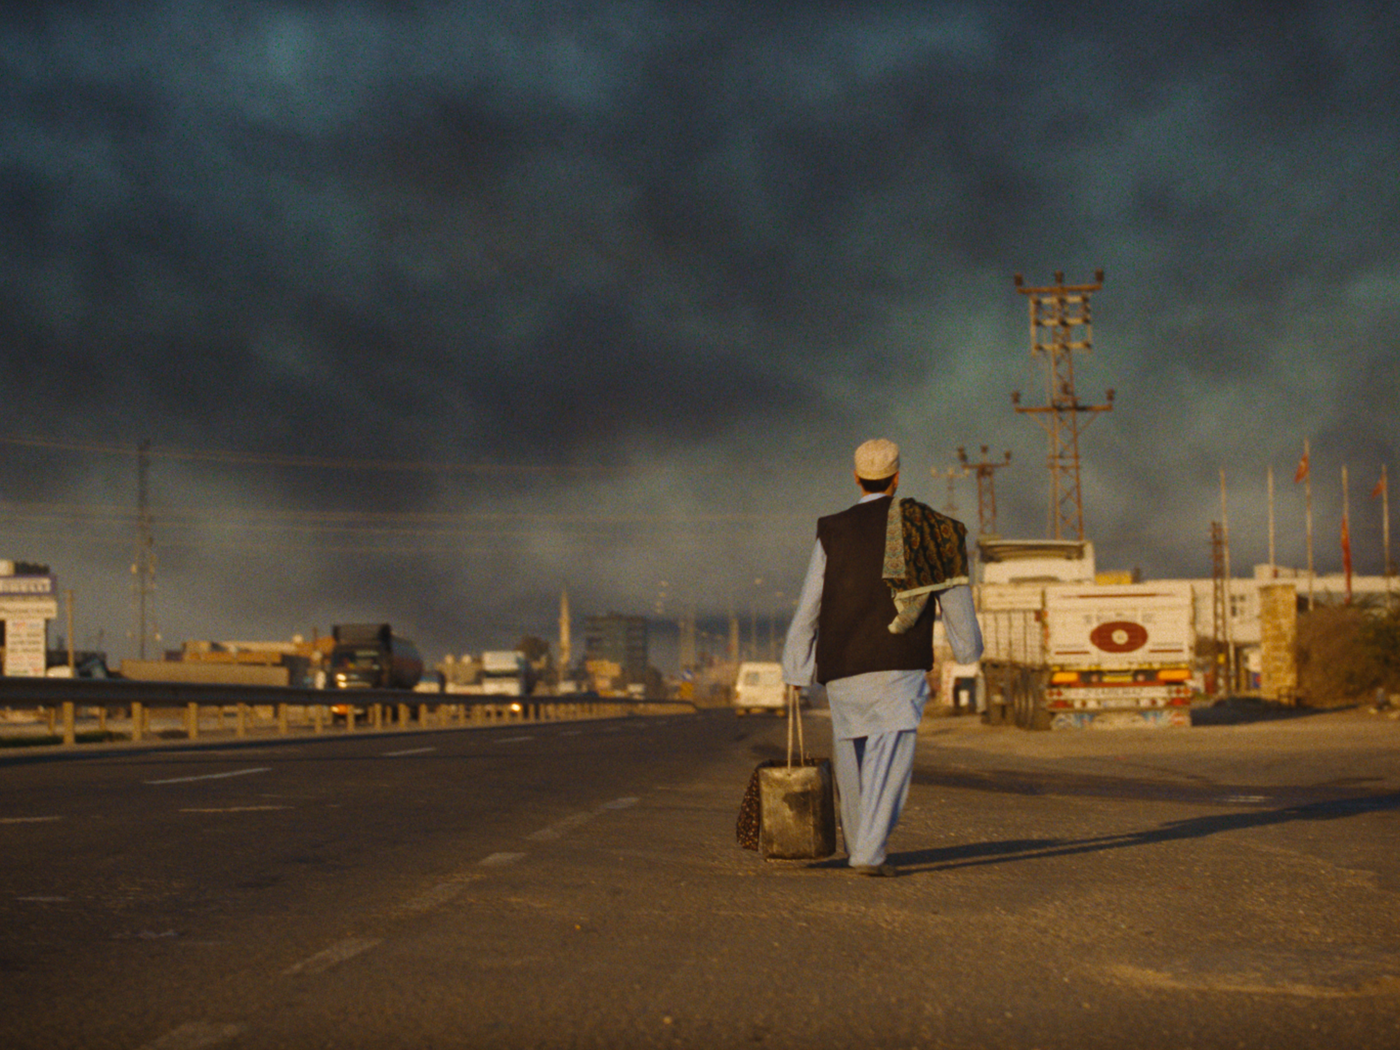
[[1089, 620, 1149, 653]]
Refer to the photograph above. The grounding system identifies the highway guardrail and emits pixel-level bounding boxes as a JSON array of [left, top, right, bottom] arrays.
[[0, 678, 697, 749]]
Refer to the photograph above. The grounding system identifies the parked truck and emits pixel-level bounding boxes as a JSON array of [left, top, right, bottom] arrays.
[[980, 582, 1195, 729], [326, 623, 423, 691]]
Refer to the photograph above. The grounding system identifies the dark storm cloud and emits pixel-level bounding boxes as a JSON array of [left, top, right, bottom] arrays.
[[1, 0, 1397, 659]]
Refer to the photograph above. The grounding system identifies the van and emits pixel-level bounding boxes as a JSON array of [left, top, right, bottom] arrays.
[[733, 661, 787, 716]]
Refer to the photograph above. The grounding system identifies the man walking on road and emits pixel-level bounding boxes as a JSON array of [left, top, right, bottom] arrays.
[[782, 438, 983, 876]]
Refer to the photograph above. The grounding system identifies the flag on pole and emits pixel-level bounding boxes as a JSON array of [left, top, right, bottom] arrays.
[[1295, 449, 1310, 484], [1373, 473, 1387, 500]]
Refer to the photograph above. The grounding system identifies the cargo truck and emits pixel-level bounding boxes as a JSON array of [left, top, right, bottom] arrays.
[[479, 650, 530, 697], [980, 582, 1196, 729]]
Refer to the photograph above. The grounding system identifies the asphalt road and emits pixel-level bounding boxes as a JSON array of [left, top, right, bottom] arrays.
[[2, 705, 1399, 1049]]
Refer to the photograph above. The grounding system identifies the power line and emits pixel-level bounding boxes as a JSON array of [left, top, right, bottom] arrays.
[[0, 435, 606, 475]]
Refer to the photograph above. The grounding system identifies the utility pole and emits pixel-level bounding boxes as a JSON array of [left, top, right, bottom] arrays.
[[1012, 270, 1115, 541], [929, 465, 966, 517], [957, 445, 1012, 536], [1220, 468, 1233, 693], [132, 439, 159, 661], [1210, 522, 1227, 698]]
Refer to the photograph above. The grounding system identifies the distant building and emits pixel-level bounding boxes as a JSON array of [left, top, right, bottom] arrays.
[[583, 613, 648, 689], [0, 560, 58, 677]]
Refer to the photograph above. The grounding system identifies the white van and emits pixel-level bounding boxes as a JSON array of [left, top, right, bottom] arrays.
[[733, 661, 787, 716]]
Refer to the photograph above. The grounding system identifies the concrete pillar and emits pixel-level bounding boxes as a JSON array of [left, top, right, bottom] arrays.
[[1259, 582, 1299, 704]]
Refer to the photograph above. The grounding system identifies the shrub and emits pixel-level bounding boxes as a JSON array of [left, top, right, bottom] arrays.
[[1296, 602, 1400, 706]]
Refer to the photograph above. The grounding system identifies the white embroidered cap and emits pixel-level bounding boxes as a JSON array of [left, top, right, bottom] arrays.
[[854, 438, 900, 480]]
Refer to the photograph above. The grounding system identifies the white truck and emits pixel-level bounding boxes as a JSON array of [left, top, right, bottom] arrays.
[[479, 650, 529, 697], [733, 661, 787, 716], [980, 582, 1196, 729]]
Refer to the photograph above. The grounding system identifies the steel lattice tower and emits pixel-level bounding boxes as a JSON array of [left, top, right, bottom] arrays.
[[1012, 270, 1115, 541], [929, 465, 966, 516], [957, 445, 1012, 537], [1210, 521, 1228, 697]]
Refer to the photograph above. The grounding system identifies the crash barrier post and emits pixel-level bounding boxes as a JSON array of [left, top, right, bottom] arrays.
[[0, 680, 698, 750]]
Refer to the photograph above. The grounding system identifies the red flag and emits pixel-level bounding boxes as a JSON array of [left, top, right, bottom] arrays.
[[1294, 450, 1309, 484], [1373, 474, 1387, 500], [1342, 512, 1353, 603]]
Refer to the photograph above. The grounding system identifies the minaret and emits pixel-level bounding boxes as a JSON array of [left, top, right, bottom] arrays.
[[558, 587, 572, 680]]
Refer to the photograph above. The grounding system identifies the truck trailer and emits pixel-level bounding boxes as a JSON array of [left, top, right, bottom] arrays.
[[980, 582, 1196, 730]]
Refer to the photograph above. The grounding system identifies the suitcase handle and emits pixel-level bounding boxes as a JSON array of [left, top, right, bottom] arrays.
[[785, 684, 807, 767]]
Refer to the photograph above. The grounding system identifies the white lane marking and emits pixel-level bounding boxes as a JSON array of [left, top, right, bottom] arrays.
[[494, 735, 534, 744], [138, 1021, 245, 1050], [525, 796, 642, 842], [145, 767, 271, 786], [382, 746, 437, 757], [282, 937, 381, 976], [179, 806, 291, 813], [1220, 795, 1269, 804], [16, 896, 69, 902], [480, 851, 527, 867], [1, 816, 63, 824], [526, 811, 596, 842], [398, 882, 464, 914]]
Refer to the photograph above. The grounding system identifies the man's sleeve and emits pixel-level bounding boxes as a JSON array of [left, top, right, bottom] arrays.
[[781, 538, 825, 686], [938, 584, 984, 665]]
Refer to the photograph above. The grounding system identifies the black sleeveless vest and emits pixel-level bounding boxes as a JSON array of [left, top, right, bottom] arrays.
[[814, 497, 936, 684]]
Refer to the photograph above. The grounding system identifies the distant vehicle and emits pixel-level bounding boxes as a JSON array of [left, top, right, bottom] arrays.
[[45, 654, 114, 679], [981, 582, 1195, 730], [327, 623, 423, 690], [414, 670, 445, 694], [479, 650, 530, 697], [326, 623, 424, 724], [733, 661, 787, 716]]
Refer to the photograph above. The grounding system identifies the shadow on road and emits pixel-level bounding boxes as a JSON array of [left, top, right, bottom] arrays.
[[1190, 697, 1349, 726], [890, 791, 1400, 874]]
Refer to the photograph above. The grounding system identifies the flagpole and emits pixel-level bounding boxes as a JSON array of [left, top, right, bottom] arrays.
[[1343, 464, 1352, 605], [1268, 463, 1276, 577], [1384, 464, 1392, 606], [1304, 439, 1314, 611]]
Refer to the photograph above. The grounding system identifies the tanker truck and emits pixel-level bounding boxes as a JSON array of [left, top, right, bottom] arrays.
[[325, 623, 423, 723], [326, 623, 423, 690]]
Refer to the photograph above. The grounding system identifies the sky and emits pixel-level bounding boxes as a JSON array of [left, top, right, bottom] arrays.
[[1, 0, 1397, 669]]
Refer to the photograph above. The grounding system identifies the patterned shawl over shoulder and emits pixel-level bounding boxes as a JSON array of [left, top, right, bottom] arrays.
[[881, 497, 970, 634]]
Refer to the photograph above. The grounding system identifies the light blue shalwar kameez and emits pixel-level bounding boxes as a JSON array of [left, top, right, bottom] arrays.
[[781, 494, 984, 868]]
